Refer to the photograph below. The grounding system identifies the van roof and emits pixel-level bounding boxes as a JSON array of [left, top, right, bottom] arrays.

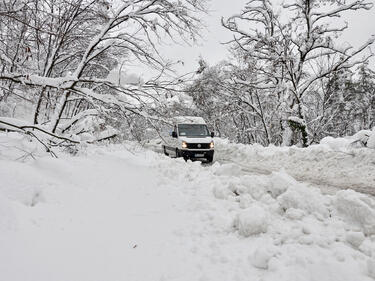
[[173, 116, 206, 125]]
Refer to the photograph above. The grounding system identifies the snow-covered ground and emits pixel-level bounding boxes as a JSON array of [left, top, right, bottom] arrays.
[[1, 132, 375, 281]]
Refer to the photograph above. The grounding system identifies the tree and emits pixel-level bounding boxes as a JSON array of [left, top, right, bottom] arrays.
[[223, 0, 375, 147], [0, 0, 207, 146]]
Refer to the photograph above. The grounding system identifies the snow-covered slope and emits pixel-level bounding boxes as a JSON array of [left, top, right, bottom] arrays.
[[1, 132, 375, 281]]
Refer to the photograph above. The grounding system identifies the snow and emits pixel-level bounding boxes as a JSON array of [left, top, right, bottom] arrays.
[[214, 137, 375, 195], [173, 116, 206, 125], [234, 204, 269, 237], [334, 190, 375, 235], [1, 132, 375, 281], [288, 116, 306, 126], [320, 136, 353, 150], [369, 259, 375, 279], [368, 130, 375, 149], [0, 117, 29, 131], [250, 245, 278, 269], [346, 231, 365, 248]]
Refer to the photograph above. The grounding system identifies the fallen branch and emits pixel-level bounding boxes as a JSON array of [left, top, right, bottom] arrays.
[[0, 118, 80, 144], [87, 133, 118, 144], [0, 118, 82, 158]]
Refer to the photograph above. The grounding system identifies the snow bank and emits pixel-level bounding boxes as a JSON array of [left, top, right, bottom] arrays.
[[214, 135, 375, 195], [209, 159, 375, 281]]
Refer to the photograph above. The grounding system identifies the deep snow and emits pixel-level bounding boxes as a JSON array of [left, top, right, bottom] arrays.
[[1, 132, 375, 281]]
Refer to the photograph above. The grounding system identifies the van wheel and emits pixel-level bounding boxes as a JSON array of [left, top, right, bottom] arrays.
[[175, 148, 180, 158], [206, 155, 213, 163], [163, 146, 168, 156]]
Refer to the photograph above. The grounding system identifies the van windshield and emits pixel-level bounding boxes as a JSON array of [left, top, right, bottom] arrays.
[[178, 124, 209, 137]]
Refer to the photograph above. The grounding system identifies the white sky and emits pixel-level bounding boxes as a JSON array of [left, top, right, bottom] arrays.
[[128, 0, 375, 79]]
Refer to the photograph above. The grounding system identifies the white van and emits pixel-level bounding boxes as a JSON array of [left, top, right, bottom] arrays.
[[162, 116, 214, 162]]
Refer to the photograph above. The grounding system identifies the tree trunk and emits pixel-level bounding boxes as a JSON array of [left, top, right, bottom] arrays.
[[50, 91, 70, 133]]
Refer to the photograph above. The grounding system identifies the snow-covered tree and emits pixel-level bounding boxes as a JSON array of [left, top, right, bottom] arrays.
[[223, 0, 375, 147], [0, 0, 207, 145]]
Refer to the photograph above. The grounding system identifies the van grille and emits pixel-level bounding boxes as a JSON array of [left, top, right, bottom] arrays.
[[186, 143, 210, 149]]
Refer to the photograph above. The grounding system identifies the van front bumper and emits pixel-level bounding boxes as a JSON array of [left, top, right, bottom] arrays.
[[180, 149, 214, 160]]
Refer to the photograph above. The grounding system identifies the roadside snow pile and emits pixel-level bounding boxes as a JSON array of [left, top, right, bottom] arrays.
[[321, 129, 375, 149], [1, 131, 375, 281], [207, 162, 375, 281], [214, 131, 375, 195]]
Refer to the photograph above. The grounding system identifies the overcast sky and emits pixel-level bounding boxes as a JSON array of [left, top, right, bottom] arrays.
[[127, 0, 375, 80]]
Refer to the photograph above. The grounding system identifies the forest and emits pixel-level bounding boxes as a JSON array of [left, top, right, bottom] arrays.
[[0, 0, 374, 149]]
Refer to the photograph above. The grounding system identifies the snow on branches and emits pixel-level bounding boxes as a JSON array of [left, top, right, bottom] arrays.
[[222, 0, 375, 147], [0, 0, 207, 146]]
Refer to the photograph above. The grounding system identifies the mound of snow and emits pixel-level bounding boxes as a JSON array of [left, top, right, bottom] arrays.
[[285, 208, 305, 220], [212, 162, 243, 177], [334, 190, 375, 235], [234, 204, 269, 237], [345, 231, 365, 248], [320, 136, 352, 150], [352, 130, 372, 145], [278, 183, 329, 217], [250, 245, 277, 270], [266, 171, 297, 198], [239, 175, 269, 200], [213, 185, 235, 199]]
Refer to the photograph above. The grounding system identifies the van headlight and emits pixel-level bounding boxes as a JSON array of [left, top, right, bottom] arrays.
[[210, 141, 214, 149], [182, 141, 187, 148]]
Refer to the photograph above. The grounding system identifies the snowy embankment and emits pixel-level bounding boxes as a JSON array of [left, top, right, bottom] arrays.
[[1, 132, 375, 281], [214, 133, 375, 196]]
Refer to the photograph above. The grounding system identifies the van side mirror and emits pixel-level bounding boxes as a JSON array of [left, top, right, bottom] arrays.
[[172, 131, 178, 138], [211, 132, 215, 138]]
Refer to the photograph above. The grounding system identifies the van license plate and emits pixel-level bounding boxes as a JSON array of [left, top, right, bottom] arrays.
[[195, 154, 204, 157]]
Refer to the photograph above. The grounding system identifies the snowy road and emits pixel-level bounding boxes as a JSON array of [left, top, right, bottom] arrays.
[[214, 158, 375, 197], [1, 137, 375, 281], [212, 138, 375, 197]]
